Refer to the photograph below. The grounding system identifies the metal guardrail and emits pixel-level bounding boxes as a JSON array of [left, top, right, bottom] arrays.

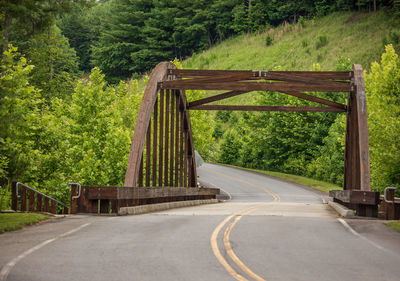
[[384, 186, 397, 204], [11, 181, 69, 214]]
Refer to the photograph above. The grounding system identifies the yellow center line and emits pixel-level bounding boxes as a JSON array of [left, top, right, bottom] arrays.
[[207, 167, 280, 281]]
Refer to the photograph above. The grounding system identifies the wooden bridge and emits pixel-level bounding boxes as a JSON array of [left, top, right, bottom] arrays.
[[8, 62, 398, 218], [69, 61, 384, 216]]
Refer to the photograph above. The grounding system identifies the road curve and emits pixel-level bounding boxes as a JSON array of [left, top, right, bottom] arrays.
[[1, 163, 400, 281]]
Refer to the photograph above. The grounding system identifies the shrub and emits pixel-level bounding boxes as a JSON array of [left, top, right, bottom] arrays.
[[265, 34, 273, 46], [315, 35, 328, 49]]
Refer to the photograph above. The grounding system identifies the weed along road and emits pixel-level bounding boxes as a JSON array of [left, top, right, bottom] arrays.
[[1, 164, 400, 281]]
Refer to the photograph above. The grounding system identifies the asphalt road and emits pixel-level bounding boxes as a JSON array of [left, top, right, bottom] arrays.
[[1, 163, 400, 281]]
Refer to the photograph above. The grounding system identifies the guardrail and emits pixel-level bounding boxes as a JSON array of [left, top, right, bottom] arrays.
[[11, 181, 69, 214], [69, 183, 220, 214], [378, 186, 399, 220]]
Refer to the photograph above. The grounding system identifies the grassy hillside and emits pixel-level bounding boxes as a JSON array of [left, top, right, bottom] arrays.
[[184, 11, 399, 72]]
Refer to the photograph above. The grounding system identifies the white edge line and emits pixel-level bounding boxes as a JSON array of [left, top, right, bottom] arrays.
[[337, 218, 387, 252], [0, 223, 91, 281]]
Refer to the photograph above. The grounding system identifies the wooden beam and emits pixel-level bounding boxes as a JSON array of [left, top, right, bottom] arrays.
[[189, 105, 346, 112], [158, 90, 164, 186], [164, 89, 170, 186], [86, 186, 220, 200], [188, 90, 346, 110], [353, 64, 371, 191], [161, 80, 350, 92], [188, 91, 247, 107], [152, 99, 158, 186], [169, 69, 352, 80]]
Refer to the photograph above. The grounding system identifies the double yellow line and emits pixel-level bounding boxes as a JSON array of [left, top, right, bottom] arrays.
[[207, 169, 280, 281]]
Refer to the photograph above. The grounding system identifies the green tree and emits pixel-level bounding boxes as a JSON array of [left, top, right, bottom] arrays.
[[366, 44, 400, 194]]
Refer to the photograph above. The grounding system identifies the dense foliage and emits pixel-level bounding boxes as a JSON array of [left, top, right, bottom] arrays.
[[55, 0, 399, 81]]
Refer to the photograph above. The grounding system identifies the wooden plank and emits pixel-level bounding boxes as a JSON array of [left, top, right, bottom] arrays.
[[162, 80, 350, 92], [188, 91, 247, 107], [51, 200, 56, 214], [184, 127, 188, 187], [158, 90, 164, 186], [145, 120, 151, 187], [353, 64, 371, 191], [125, 62, 174, 187], [117, 186, 220, 200], [330, 190, 379, 205], [175, 91, 180, 186], [11, 181, 17, 211], [152, 99, 158, 186], [164, 89, 170, 186], [29, 189, 35, 212], [138, 153, 143, 187], [36, 194, 42, 212], [87, 186, 118, 200], [170, 91, 175, 186], [189, 105, 345, 112], [20, 186, 26, 212], [43, 197, 49, 213], [179, 100, 184, 187], [169, 69, 351, 80], [280, 90, 346, 110]]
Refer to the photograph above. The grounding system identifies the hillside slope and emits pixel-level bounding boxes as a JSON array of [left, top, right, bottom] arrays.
[[184, 11, 399, 71]]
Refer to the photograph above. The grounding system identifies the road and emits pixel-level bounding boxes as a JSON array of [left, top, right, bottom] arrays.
[[1, 163, 400, 281]]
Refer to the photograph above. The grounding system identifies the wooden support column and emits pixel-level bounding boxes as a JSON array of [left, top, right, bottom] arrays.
[[146, 120, 151, 187], [179, 95, 184, 187], [175, 91, 180, 186], [138, 154, 144, 187], [152, 99, 158, 186], [164, 90, 170, 186], [170, 91, 175, 186], [343, 65, 370, 191], [159, 90, 164, 186]]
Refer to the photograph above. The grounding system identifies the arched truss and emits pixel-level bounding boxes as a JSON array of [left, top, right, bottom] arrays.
[[125, 62, 197, 188], [125, 62, 378, 214]]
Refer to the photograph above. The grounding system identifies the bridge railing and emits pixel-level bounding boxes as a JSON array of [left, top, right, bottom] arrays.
[[69, 183, 219, 214], [11, 181, 69, 214]]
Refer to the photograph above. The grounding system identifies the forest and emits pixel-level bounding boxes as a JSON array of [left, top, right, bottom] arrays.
[[1, 0, 400, 208]]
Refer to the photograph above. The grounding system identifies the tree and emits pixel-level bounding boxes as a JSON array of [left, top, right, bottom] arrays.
[[365, 44, 400, 194]]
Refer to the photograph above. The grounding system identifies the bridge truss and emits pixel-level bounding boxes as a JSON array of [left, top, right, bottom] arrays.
[[124, 62, 379, 216]]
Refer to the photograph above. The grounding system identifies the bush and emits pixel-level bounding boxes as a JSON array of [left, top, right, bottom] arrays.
[[315, 35, 328, 49], [266, 34, 273, 46]]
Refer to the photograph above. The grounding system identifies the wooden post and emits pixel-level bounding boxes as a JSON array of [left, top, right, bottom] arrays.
[[175, 91, 180, 186], [29, 189, 35, 212], [152, 99, 158, 186], [51, 200, 56, 214], [164, 89, 170, 186], [170, 91, 175, 186], [100, 200, 110, 214], [344, 65, 370, 191], [146, 121, 151, 187], [70, 183, 79, 214], [36, 194, 43, 212], [44, 197, 49, 212], [20, 185, 27, 212], [159, 90, 164, 186], [11, 181, 18, 211]]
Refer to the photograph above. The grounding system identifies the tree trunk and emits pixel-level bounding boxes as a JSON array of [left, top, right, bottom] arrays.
[[2, 7, 11, 58], [374, 0, 376, 12]]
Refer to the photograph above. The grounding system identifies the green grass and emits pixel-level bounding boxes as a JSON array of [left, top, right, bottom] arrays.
[[386, 221, 400, 232], [0, 213, 50, 233], [218, 163, 341, 193], [184, 11, 399, 72]]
